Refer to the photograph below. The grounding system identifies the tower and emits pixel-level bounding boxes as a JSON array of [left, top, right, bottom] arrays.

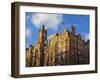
[[70, 25, 77, 64], [38, 25, 47, 44], [37, 25, 47, 66]]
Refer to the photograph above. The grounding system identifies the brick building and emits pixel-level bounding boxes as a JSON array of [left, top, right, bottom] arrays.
[[26, 25, 89, 67]]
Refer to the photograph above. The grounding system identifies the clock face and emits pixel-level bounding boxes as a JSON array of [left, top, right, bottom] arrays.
[[43, 33, 46, 37], [45, 41, 47, 44]]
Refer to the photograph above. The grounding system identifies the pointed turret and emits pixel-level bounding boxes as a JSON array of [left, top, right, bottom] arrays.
[[70, 24, 75, 33]]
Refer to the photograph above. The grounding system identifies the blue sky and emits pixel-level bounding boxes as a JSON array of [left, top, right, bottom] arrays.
[[25, 12, 89, 48]]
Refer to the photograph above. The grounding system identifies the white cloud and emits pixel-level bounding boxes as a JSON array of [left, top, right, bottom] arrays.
[[26, 28, 32, 38], [31, 13, 63, 31], [85, 34, 89, 41]]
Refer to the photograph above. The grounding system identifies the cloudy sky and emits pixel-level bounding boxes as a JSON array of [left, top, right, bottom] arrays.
[[25, 12, 89, 48]]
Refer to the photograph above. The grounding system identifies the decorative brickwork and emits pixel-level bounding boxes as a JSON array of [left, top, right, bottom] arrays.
[[26, 25, 89, 67]]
